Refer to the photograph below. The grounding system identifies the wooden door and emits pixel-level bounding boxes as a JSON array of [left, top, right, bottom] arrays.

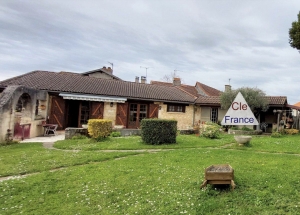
[[128, 103, 148, 129], [116, 102, 128, 128], [49, 96, 65, 130]]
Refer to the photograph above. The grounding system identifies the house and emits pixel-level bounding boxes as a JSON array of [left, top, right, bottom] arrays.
[[0, 68, 292, 141]]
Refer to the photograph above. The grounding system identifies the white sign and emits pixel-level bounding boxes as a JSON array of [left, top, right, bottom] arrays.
[[221, 92, 258, 125]]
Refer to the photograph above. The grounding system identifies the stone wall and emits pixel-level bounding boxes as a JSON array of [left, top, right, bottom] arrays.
[[0, 86, 47, 142], [155, 102, 195, 130], [103, 102, 117, 126], [65, 127, 88, 139]]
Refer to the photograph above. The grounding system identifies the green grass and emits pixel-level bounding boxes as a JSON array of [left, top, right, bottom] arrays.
[[54, 134, 234, 150], [226, 134, 300, 154], [1, 134, 300, 214], [0, 143, 143, 177]]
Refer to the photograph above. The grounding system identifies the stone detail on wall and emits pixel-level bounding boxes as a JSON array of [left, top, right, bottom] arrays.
[[65, 127, 88, 139]]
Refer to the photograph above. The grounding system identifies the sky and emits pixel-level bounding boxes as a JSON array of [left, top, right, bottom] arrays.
[[1, 0, 300, 104]]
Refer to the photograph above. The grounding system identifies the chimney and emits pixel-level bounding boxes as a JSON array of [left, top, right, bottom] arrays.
[[106, 67, 113, 74], [173, 77, 181, 86], [225, 85, 231, 92], [141, 76, 146, 84], [135, 76, 139, 83]]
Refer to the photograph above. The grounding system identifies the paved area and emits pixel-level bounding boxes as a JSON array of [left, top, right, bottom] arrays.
[[20, 134, 65, 143]]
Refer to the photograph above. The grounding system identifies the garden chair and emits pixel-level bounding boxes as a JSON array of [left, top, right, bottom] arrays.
[[45, 124, 58, 136]]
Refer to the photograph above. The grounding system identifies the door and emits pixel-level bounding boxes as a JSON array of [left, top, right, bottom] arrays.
[[49, 96, 65, 130], [128, 103, 148, 128], [116, 102, 129, 128]]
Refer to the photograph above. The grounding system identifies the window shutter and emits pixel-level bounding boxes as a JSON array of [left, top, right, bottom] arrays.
[[149, 104, 159, 118], [90, 102, 104, 119]]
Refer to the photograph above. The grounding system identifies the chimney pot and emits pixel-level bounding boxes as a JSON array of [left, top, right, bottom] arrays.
[[141, 76, 147, 84], [135, 76, 139, 83]]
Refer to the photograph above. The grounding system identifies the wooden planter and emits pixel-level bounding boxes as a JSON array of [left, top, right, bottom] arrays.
[[200, 164, 235, 190]]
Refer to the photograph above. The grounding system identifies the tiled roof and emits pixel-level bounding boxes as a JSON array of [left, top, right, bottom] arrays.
[[0, 71, 195, 103], [196, 82, 221, 96], [265, 96, 287, 105], [195, 96, 220, 105], [195, 95, 287, 106], [150, 81, 199, 97], [293, 101, 300, 107]]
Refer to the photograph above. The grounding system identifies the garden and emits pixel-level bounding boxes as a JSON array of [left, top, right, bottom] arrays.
[[1, 120, 300, 214]]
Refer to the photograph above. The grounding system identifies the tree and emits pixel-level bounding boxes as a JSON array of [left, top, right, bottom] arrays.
[[220, 87, 269, 117], [161, 71, 183, 83], [289, 11, 300, 52]]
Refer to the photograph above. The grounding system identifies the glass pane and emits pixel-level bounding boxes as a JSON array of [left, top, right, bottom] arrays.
[[130, 104, 137, 111], [140, 104, 147, 112]]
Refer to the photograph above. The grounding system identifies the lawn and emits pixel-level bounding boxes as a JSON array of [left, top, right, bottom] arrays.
[[53, 134, 234, 150], [1, 134, 300, 214]]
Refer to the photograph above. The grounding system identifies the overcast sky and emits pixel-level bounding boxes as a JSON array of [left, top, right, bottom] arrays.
[[1, 0, 300, 104]]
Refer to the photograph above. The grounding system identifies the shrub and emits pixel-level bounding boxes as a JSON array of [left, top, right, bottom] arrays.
[[88, 119, 112, 140], [111, 131, 121, 137], [241, 126, 253, 131], [200, 122, 222, 139], [284, 129, 299, 135], [271, 132, 282, 138], [0, 140, 19, 146], [141, 119, 177, 144]]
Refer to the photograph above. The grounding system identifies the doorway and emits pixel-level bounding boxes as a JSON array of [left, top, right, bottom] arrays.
[[128, 103, 148, 128]]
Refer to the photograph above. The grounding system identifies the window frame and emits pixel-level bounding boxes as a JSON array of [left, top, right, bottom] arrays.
[[167, 104, 186, 113]]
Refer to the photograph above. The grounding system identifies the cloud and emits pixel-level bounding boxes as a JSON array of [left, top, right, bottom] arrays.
[[1, 0, 300, 104]]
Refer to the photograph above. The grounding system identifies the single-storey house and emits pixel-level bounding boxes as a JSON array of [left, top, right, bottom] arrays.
[[0, 67, 292, 141]]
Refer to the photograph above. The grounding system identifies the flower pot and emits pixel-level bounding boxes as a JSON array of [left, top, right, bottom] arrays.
[[234, 135, 252, 145]]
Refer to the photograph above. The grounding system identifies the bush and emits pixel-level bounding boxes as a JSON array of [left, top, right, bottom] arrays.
[[271, 132, 282, 138], [0, 140, 19, 146], [284, 129, 299, 135], [241, 126, 253, 131], [88, 119, 112, 140], [111, 131, 121, 137], [141, 119, 177, 144], [200, 122, 222, 139]]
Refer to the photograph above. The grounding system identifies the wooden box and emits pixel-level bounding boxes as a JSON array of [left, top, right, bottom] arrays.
[[201, 164, 235, 190]]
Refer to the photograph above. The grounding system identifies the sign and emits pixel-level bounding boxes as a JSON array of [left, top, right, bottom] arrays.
[[221, 92, 258, 125]]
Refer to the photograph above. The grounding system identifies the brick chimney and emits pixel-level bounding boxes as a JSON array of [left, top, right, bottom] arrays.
[[141, 76, 147, 84], [107, 67, 113, 73], [225, 85, 231, 92], [135, 76, 139, 83], [173, 77, 181, 86]]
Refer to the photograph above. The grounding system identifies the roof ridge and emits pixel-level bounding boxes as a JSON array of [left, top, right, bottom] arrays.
[[175, 86, 197, 99]]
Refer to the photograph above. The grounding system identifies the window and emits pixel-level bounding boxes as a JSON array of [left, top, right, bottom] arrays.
[[210, 108, 218, 123], [167, 104, 185, 113]]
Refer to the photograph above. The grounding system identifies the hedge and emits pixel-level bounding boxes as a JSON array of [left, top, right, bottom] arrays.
[[88, 119, 112, 140], [141, 119, 177, 144]]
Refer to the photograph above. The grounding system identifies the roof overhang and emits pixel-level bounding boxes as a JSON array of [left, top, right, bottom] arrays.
[[59, 93, 127, 103]]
